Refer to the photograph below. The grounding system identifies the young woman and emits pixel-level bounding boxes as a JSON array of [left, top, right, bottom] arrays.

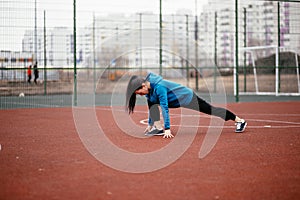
[[126, 72, 247, 138]]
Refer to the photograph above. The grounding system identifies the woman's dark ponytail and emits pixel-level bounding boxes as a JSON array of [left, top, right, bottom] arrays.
[[125, 75, 145, 114]]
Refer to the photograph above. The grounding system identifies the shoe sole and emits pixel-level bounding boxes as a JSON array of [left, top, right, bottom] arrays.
[[235, 122, 247, 133]]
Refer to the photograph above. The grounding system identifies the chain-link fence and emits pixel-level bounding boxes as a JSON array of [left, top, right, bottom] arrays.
[[1, 0, 299, 108]]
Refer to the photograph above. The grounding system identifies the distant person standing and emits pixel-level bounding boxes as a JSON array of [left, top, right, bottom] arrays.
[[27, 65, 32, 83], [33, 61, 39, 84]]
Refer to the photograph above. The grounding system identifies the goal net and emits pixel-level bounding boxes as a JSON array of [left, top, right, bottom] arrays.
[[237, 45, 300, 96]]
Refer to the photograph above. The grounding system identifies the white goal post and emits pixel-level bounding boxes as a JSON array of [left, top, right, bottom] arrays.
[[236, 45, 300, 96]]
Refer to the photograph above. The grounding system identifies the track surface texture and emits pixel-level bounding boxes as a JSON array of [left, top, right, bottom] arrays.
[[0, 101, 300, 200]]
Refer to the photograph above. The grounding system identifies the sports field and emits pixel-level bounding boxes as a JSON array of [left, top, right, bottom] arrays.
[[1, 0, 300, 198], [0, 101, 299, 200]]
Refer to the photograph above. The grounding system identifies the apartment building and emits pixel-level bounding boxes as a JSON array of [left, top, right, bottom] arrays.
[[21, 1, 299, 68], [199, 0, 300, 67]]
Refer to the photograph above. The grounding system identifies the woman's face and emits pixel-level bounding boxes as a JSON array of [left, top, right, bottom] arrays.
[[135, 83, 149, 96]]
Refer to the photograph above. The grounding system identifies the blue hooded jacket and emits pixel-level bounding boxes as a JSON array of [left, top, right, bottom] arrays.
[[145, 73, 193, 129]]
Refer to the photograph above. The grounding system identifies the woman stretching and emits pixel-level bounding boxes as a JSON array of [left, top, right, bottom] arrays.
[[126, 72, 247, 138]]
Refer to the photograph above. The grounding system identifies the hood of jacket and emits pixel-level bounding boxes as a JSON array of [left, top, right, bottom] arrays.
[[145, 72, 162, 88]]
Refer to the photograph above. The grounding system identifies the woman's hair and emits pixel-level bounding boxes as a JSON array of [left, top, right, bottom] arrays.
[[126, 75, 145, 114]]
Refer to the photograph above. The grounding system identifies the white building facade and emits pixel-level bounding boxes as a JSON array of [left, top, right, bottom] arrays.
[[21, 1, 299, 69], [199, 0, 300, 67]]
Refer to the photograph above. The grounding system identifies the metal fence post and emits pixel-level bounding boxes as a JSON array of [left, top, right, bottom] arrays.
[[43, 10, 47, 95], [159, 0, 162, 76], [235, 0, 239, 102], [277, 2, 281, 93], [73, 0, 77, 106], [214, 12, 217, 93], [186, 14, 190, 87], [243, 7, 247, 93]]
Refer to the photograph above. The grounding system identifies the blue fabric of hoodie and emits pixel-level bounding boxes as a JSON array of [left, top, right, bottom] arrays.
[[145, 73, 193, 129]]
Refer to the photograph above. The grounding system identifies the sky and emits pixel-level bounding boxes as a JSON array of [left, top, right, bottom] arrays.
[[0, 0, 209, 51], [41, 0, 209, 27], [76, 0, 208, 14], [44, 0, 209, 27]]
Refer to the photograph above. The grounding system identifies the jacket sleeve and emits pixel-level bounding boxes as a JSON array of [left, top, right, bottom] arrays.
[[156, 86, 170, 129]]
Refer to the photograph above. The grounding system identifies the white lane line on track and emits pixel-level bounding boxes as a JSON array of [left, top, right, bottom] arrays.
[[139, 119, 300, 129], [93, 107, 300, 127], [94, 107, 300, 116], [247, 118, 300, 125], [171, 125, 300, 129], [168, 115, 300, 125], [2, 101, 61, 108]]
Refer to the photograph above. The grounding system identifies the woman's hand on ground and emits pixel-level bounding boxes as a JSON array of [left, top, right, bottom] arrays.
[[163, 129, 174, 138]]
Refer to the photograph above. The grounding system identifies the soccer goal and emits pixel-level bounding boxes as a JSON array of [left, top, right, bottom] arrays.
[[237, 45, 300, 96]]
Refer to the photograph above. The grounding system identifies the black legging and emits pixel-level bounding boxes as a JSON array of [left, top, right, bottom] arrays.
[[147, 93, 236, 123], [148, 102, 160, 122], [183, 93, 236, 121]]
